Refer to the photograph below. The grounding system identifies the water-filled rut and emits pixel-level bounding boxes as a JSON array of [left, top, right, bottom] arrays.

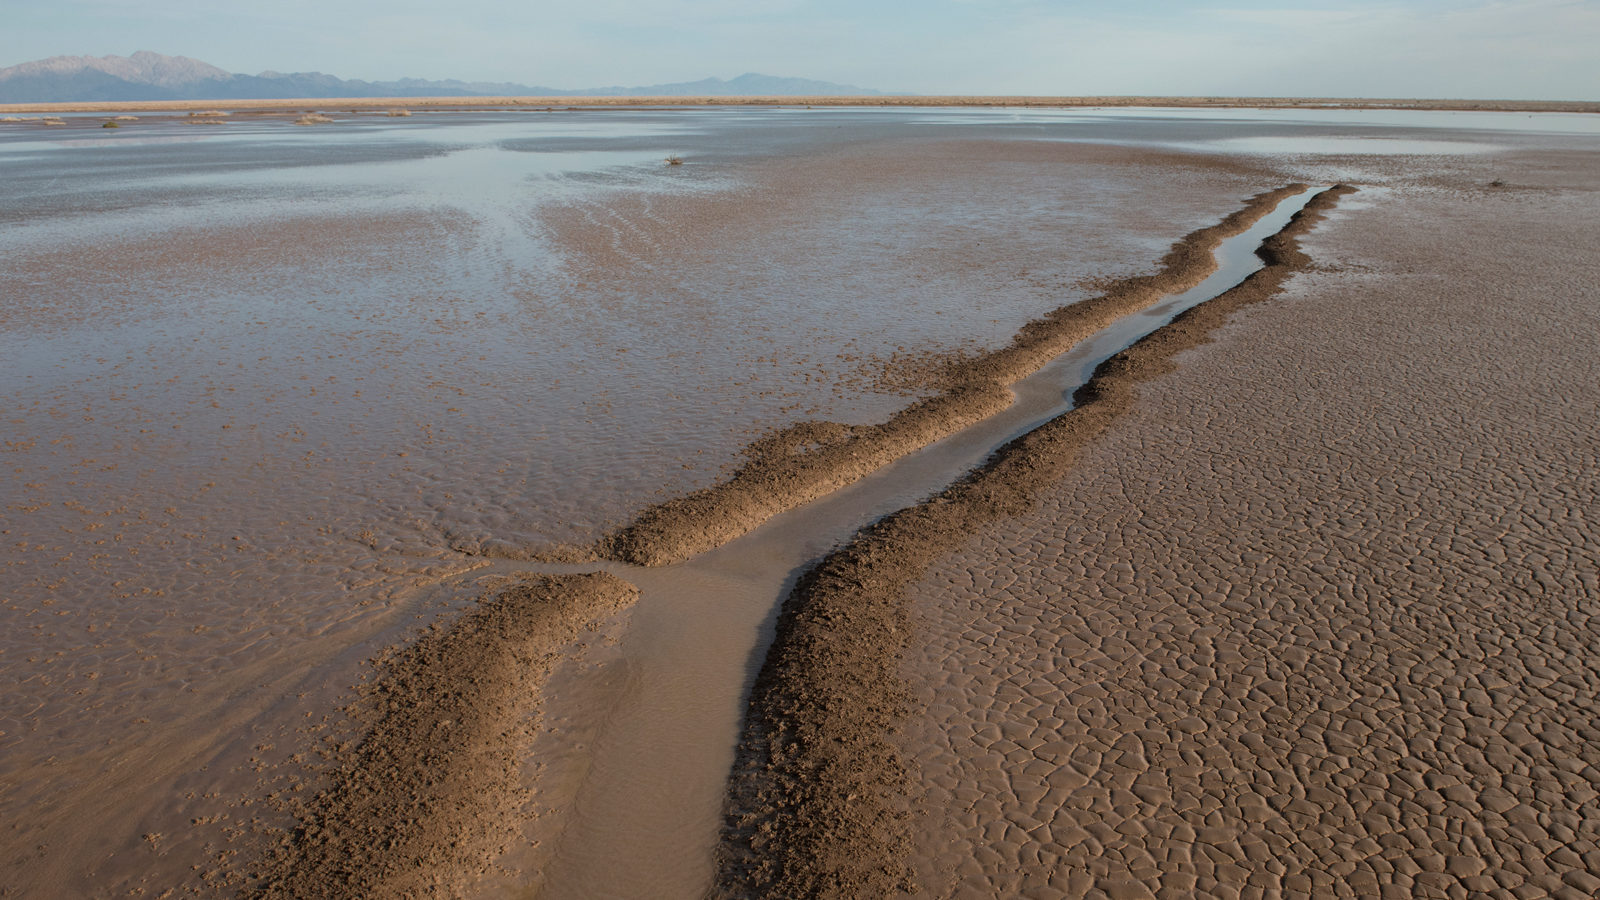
[[255, 185, 1334, 897], [721, 184, 1357, 896]]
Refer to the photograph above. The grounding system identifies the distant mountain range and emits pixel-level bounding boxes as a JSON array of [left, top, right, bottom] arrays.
[[0, 51, 882, 103]]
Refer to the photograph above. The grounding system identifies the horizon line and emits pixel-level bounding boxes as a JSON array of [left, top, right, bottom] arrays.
[[4, 95, 1598, 115]]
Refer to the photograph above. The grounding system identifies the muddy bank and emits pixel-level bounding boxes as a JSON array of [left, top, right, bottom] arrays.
[[245, 178, 1314, 897], [247, 572, 637, 898], [715, 184, 1355, 896], [599, 184, 1309, 566]]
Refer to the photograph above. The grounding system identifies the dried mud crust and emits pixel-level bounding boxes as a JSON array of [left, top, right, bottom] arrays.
[[598, 184, 1310, 566], [895, 184, 1600, 899], [247, 572, 638, 899], [715, 185, 1355, 898]]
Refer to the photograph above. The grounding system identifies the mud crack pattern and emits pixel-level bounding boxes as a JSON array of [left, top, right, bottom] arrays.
[[903, 185, 1600, 898]]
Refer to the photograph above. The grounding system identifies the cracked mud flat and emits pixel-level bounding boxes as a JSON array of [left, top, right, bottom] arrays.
[[904, 185, 1600, 899], [719, 150, 1600, 895]]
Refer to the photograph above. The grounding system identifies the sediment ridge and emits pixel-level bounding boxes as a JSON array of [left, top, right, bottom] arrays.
[[715, 184, 1357, 897], [238, 184, 1320, 895], [248, 572, 638, 898], [598, 184, 1310, 566]]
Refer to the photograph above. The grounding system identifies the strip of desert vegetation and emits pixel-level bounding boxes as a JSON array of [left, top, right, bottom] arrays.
[[2, 96, 1594, 115], [716, 184, 1356, 897], [593, 184, 1310, 566]]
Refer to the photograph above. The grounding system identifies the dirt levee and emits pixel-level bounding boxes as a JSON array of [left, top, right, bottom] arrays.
[[249, 572, 637, 898], [715, 186, 1355, 895], [600, 184, 1309, 566]]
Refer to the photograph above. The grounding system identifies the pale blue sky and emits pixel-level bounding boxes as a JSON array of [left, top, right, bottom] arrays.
[[4, 0, 1597, 98]]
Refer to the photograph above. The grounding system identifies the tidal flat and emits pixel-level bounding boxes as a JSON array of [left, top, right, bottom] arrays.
[[1, 105, 1596, 897]]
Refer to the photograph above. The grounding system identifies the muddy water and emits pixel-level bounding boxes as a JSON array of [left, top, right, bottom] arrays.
[[0, 108, 1281, 895], [499, 187, 1320, 898]]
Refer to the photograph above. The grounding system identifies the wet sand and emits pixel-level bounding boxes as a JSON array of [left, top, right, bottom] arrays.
[[0, 110, 1286, 896], [719, 146, 1600, 893]]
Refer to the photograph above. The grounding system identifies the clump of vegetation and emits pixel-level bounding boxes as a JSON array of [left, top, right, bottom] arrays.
[[665, 154, 684, 166], [295, 113, 335, 126], [102, 120, 119, 128]]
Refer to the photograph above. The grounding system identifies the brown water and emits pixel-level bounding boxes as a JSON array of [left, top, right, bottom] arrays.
[[3, 105, 1578, 896]]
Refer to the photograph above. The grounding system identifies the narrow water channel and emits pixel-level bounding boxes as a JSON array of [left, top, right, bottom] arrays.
[[490, 186, 1321, 898]]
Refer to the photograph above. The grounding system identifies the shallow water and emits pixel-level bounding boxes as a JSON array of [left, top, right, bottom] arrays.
[[1, 106, 1588, 895], [906, 104, 1600, 137], [0, 105, 1274, 896], [902, 105, 1600, 163]]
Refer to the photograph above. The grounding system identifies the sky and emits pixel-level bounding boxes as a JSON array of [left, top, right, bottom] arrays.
[[2, 0, 1597, 99]]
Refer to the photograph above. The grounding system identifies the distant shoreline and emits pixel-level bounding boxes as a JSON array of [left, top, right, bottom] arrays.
[[2, 95, 1596, 115]]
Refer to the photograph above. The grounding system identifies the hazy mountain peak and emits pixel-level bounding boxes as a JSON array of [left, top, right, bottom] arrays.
[[0, 51, 881, 103], [0, 51, 231, 88]]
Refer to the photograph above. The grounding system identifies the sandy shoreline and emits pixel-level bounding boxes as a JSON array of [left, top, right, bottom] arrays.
[[2, 95, 1596, 115]]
